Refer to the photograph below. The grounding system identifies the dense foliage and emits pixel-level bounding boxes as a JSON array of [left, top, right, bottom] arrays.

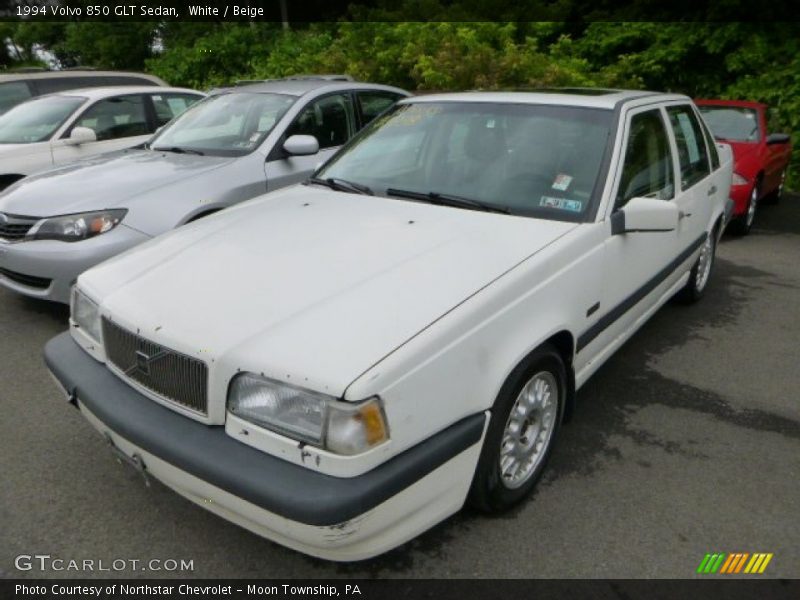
[[2, 16, 798, 185]]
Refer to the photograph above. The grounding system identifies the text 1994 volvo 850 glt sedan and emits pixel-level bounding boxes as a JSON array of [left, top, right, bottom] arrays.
[[45, 89, 732, 560]]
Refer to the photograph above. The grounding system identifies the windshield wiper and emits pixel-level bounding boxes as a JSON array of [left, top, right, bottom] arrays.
[[307, 177, 374, 196], [153, 146, 205, 156], [386, 188, 511, 214]]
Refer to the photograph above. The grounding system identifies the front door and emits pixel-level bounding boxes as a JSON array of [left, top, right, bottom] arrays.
[[265, 93, 356, 191], [580, 105, 683, 359]]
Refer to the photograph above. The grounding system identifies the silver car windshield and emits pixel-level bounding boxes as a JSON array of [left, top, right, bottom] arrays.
[[317, 101, 613, 222], [150, 92, 296, 157], [0, 95, 85, 144]]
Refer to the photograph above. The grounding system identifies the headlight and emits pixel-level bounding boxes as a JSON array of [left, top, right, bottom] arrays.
[[70, 287, 102, 342], [28, 209, 127, 242], [228, 373, 389, 455], [732, 172, 749, 186]]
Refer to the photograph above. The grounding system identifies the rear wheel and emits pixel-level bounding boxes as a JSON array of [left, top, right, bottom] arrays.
[[469, 345, 566, 512], [677, 229, 716, 303], [765, 169, 787, 205], [729, 184, 759, 236]]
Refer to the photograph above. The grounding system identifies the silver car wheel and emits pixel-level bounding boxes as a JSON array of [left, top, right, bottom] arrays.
[[745, 185, 758, 228], [499, 371, 558, 489], [695, 234, 714, 293]]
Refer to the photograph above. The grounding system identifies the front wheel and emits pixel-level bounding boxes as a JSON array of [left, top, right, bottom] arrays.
[[677, 230, 716, 303], [468, 345, 566, 512]]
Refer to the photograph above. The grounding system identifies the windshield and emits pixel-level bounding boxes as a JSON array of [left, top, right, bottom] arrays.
[[317, 101, 613, 221], [698, 106, 760, 142], [150, 92, 296, 156], [0, 95, 85, 143]]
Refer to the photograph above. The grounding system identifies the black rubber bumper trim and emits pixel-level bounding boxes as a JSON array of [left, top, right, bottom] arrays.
[[44, 332, 485, 526]]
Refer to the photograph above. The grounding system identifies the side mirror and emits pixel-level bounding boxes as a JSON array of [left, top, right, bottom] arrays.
[[611, 197, 679, 235], [766, 133, 791, 145], [283, 134, 319, 156], [64, 126, 97, 146]]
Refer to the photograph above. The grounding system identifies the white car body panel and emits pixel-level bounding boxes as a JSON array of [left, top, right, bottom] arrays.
[[50, 89, 732, 559]]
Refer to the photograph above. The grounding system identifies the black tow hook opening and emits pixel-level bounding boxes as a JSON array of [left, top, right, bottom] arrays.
[[104, 432, 150, 487]]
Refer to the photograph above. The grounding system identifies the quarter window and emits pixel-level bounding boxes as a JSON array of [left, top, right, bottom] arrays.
[[616, 109, 675, 208], [286, 94, 354, 150], [667, 106, 711, 189], [73, 95, 149, 141]]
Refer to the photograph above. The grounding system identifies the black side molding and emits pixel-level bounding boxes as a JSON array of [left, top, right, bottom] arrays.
[[577, 232, 707, 352], [44, 332, 486, 526]]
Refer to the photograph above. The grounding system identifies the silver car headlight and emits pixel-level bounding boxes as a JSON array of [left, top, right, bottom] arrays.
[[228, 373, 389, 455], [28, 209, 127, 242], [70, 287, 102, 343]]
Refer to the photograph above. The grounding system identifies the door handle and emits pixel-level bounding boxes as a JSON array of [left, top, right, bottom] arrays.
[[679, 210, 692, 220], [707, 185, 717, 196]]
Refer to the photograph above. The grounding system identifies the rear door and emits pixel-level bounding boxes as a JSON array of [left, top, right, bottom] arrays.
[[665, 103, 718, 243], [51, 94, 151, 164], [264, 92, 356, 191]]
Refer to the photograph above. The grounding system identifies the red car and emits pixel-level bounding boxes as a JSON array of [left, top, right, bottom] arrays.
[[696, 99, 792, 235]]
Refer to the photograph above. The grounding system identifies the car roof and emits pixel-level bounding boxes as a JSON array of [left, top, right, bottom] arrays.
[[0, 70, 166, 84], [404, 88, 689, 110], [40, 86, 203, 100], [695, 98, 766, 110], [210, 79, 409, 98]]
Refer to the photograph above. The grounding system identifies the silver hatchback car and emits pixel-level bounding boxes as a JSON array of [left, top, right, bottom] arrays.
[[0, 77, 409, 303]]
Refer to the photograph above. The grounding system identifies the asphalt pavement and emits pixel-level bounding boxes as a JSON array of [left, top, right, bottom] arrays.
[[1, 194, 798, 579]]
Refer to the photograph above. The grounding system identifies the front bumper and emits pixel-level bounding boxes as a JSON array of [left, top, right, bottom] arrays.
[[0, 225, 149, 304], [44, 332, 487, 561], [729, 183, 752, 218]]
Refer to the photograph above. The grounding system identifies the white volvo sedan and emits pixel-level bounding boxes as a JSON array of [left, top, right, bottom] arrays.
[[45, 89, 732, 561]]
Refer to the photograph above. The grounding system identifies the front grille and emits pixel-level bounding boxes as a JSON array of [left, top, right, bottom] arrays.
[[0, 267, 51, 289], [102, 318, 208, 415], [0, 213, 38, 241]]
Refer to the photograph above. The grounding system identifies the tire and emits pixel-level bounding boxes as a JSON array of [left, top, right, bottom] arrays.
[[728, 184, 759, 236], [764, 168, 787, 205], [677, 229, 717, 303], [468, 344, 566, 512]]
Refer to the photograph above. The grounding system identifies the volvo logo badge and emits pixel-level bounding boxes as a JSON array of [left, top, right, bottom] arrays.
[[126, 349, 166, 377], [135, 351, 152, 376]]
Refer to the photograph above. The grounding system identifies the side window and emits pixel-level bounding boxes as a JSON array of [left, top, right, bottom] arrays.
[[73, 95, 148, 141], [104, 76, 159, 87], [667, 105, 711, 189], [696, 109, 720, 170], [356, 92, 402, 128], [0, 81, 33, 113], [286, 93, 354, 150], [616, 109, 675, 208], [151, 93, 202, 127], [35, 77, 102, 95]]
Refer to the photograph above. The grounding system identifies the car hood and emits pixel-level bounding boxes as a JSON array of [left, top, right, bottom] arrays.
[[0, 149, 236, 217], [83, 186, 577, 399]]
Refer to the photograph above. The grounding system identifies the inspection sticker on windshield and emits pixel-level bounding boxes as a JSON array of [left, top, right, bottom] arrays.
[[552, 174, 573, 191], [540, 196, 583, 212]]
